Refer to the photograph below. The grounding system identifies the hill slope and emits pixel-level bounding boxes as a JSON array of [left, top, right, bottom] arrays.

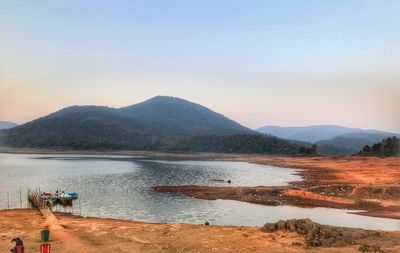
[[0, 106, 155, 149], [0, 96, 298, 154], [118, 96, 251, 136]]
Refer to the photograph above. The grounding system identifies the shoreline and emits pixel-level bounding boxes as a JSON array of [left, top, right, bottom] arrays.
[[1, 209, 400, 253], [2, 148, 400, 221]]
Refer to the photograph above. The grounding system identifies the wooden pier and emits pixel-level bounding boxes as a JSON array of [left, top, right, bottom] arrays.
[[27, 190, 54, 217]]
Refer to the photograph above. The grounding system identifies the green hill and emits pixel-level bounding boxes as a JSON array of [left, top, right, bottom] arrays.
[[0, 96, 299, 154], [118, 96, 252, 136]]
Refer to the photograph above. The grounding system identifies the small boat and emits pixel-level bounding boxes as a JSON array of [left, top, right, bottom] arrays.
[[40, 191, 79, 207]]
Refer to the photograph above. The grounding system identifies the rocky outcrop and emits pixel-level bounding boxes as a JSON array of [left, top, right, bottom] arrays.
[[261, 219, 377, 247]]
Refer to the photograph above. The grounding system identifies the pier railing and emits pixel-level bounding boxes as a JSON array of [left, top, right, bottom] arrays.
[[1, 188, 83, 216]]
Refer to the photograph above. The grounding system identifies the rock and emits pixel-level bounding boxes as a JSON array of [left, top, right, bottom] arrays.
[[277, 220, 286, 230], [261, 219, 376, 247], [263, 223, 276, 232], [287, 220, 297, 232]]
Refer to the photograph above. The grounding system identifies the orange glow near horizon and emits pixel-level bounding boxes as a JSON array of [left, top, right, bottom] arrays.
[[1, 1, 399, 132]]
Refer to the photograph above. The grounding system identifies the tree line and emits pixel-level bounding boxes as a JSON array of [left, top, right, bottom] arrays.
[[359, 136, 399, 156]]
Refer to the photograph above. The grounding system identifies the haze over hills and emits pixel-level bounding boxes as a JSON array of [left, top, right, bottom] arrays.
[[0, 121, 18, 130], [257, 125, 364, 143], [0, 96, 299, 154], [316, 132, 400, 155], [257, 125, 399, 155]]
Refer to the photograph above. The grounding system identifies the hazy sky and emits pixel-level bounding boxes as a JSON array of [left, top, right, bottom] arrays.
[[1, 0, 399, 132]]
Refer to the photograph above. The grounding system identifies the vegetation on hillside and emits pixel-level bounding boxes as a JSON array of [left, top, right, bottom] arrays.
[[316, 132, 400, 156], [162, 134, 300, 154], [358, 137, 400, 156]]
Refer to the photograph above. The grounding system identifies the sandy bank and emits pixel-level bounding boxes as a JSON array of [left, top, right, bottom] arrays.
[[1, 209, 399, 253]]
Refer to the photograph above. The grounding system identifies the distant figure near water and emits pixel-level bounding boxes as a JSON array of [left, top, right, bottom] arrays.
[[227, 179, 231, 184], [10, 237, 24, 253]]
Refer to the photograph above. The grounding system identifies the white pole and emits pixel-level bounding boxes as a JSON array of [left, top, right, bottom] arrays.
[[19, 187, 22, 208]]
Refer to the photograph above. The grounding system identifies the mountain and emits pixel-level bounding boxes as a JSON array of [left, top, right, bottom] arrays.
[[118, 96, 251, 136], [316, 132, 400, 155], [0, 96, 299, 154], [0, 121, 18, 129], [257, 125, 362, 143]]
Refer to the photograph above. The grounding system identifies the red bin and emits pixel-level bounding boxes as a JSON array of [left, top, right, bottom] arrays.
[[40, 243, 51, 253]]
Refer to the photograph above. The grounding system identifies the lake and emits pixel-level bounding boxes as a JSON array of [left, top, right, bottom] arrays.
[[0, 153, 399, 230]]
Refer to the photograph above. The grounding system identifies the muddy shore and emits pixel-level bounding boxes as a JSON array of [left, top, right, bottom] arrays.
[[154, 184, 400, 219], [153, 154, 400, 220]]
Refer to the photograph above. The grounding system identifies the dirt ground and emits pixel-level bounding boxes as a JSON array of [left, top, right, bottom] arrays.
[[234, 155, 400, 186], [1, 209, 399, 253]]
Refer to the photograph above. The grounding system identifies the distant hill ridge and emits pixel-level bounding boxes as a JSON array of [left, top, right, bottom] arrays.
[[0, 121, 18, 129], [0, 96, 298, 154], [257, 125, 399, 155], [257, 125, 363, 143]]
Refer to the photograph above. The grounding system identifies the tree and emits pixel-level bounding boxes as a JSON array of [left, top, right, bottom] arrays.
[[299, 144, 318, 155]]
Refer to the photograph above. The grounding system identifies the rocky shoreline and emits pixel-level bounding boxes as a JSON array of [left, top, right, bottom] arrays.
[[262, 219, 379, 247]]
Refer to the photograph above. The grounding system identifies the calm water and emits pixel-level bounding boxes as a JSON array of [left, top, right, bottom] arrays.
[[0, 153, 399, 230]]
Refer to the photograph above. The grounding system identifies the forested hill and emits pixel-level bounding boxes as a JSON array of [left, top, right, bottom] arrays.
[[358, 136, 400, 156], [118, 96, 251, 136], [0, 96, 300, 154]]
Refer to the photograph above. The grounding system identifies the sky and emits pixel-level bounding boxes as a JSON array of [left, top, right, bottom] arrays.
[[0, 0, 399, 132]]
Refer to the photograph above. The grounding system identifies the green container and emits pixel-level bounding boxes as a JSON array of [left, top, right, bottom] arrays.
[[41, 229, 50, 242]]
